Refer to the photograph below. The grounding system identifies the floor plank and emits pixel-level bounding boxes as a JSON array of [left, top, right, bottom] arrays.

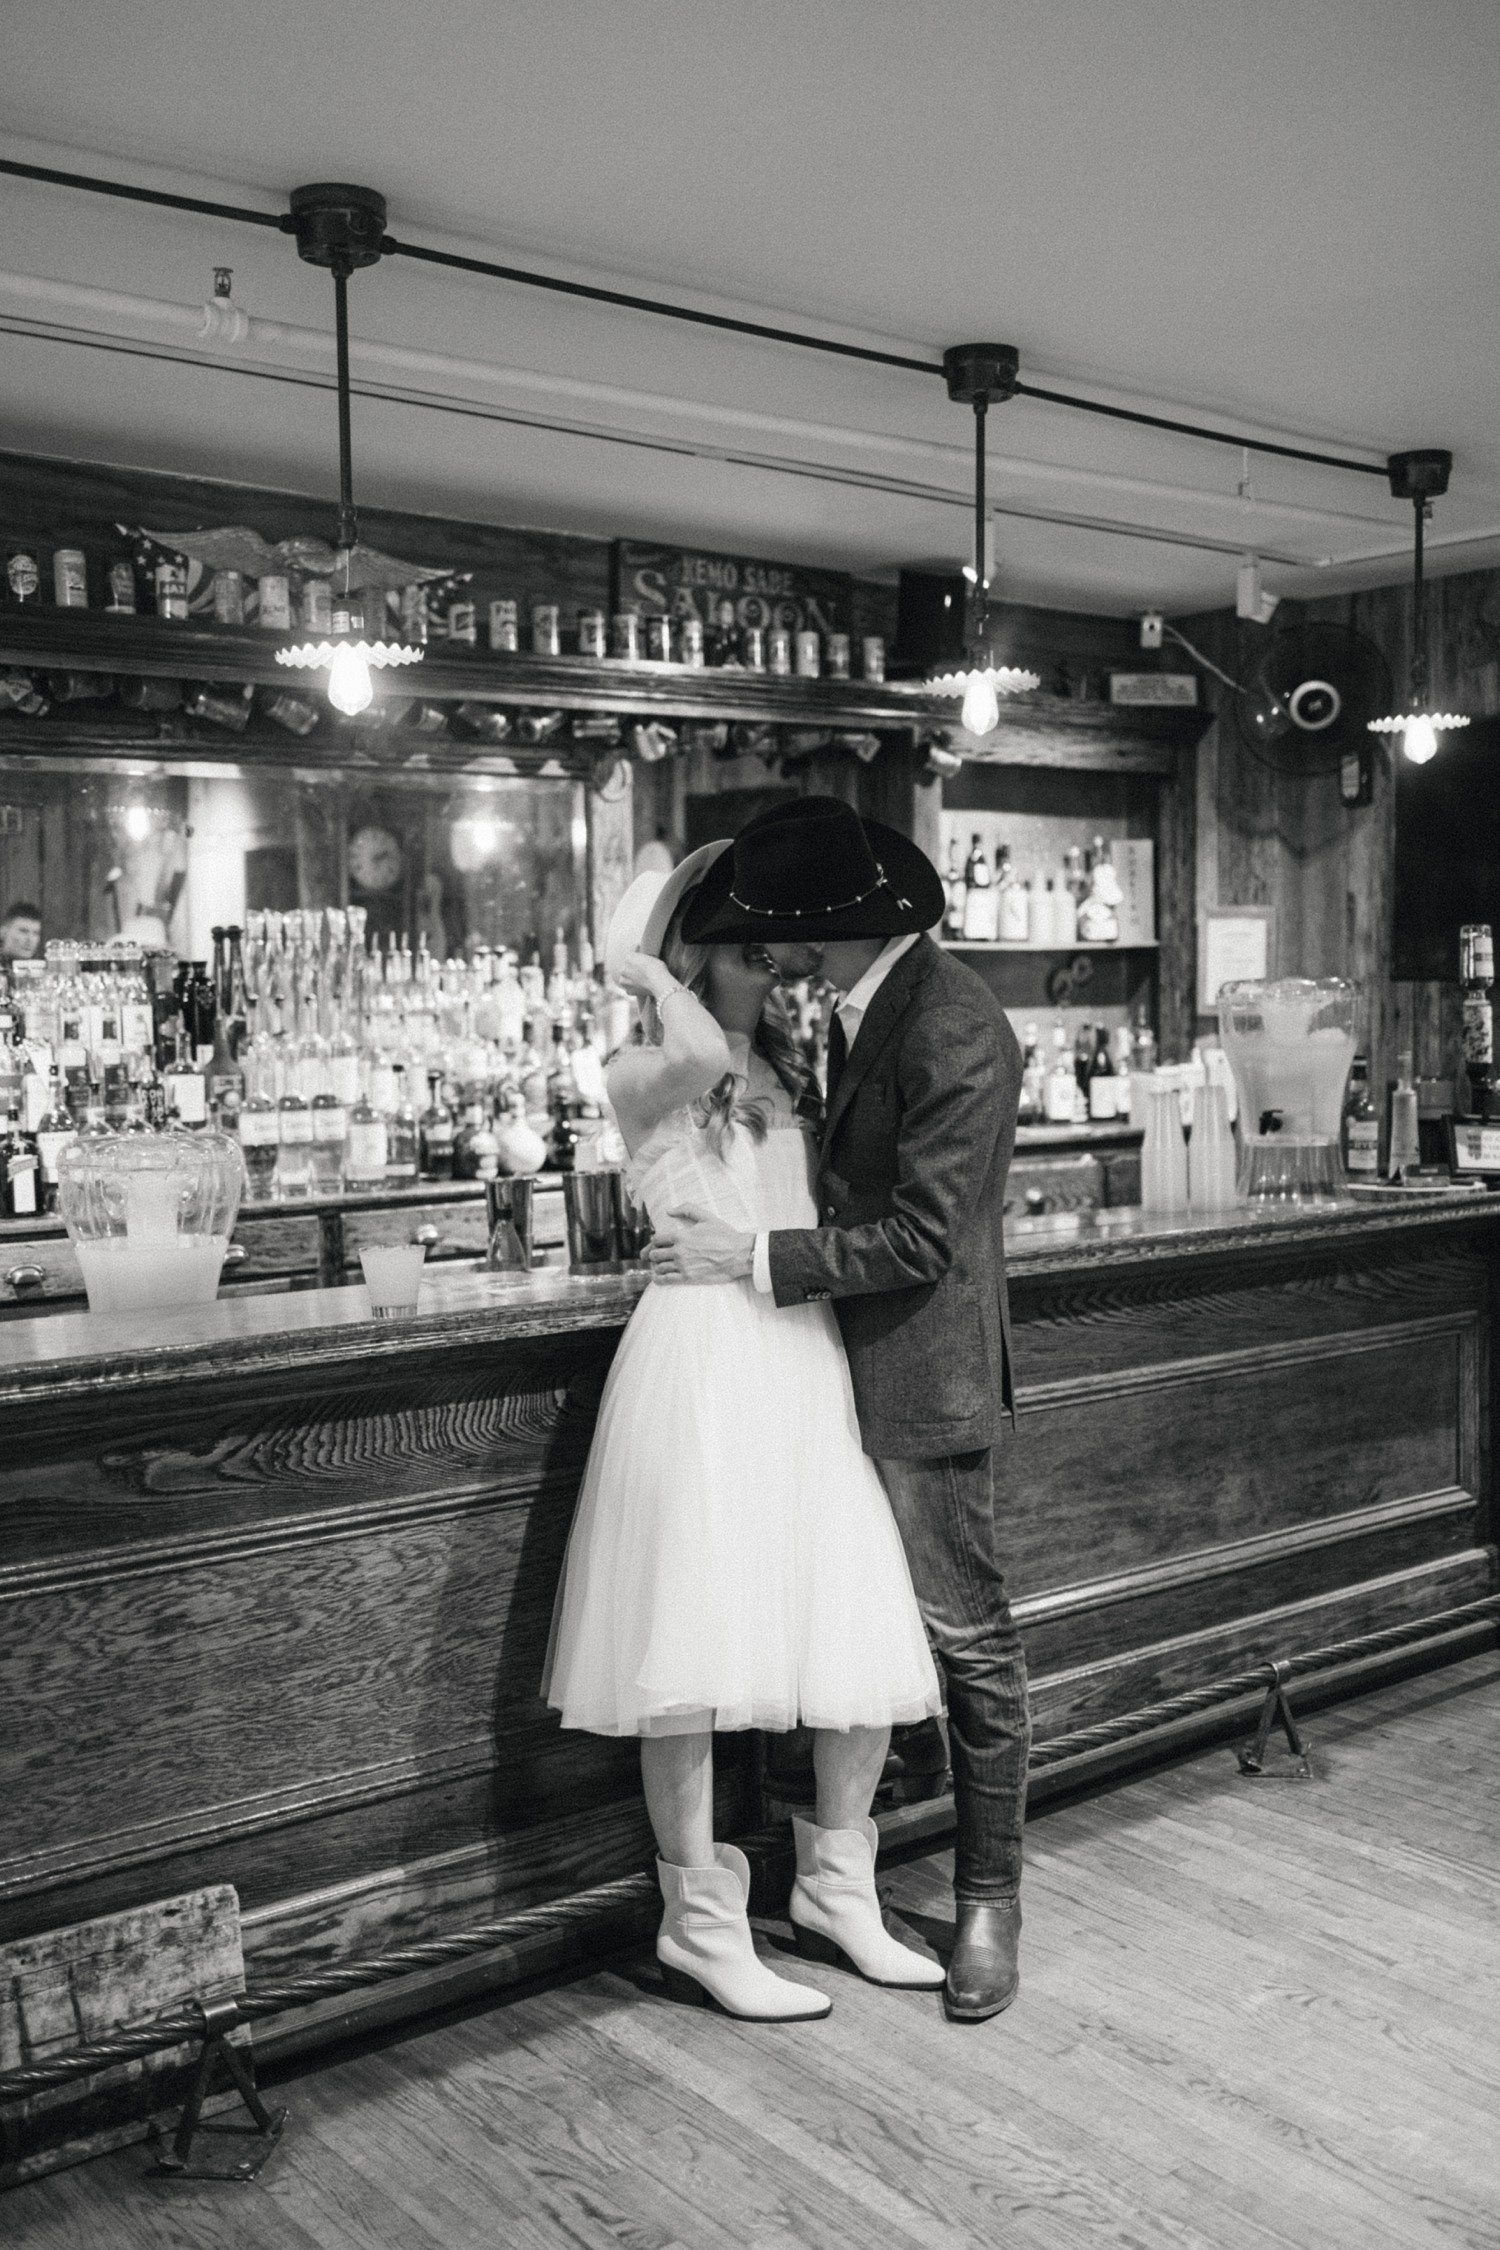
[[7, 1649, 1500, 2250]]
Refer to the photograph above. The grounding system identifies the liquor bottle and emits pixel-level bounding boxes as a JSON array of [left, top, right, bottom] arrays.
[[1342, 1054, 1379, 1179], [996, 847, 1030, 944], [309, 1084, 347, 1192], [1044, 1024, 1077, 1123], [1087, 1025, 1117, 1120], [188, 960, 216, 1070], [1076, 838, 1122, 944], [1052, 866, 1078, 946], [101, 1062, 132, 1133], [223, 925, 251, 1058], [164, 1030, 208, 1128], [1458, 923, 1494, 1121], [35, 1066, 76, 1213], [143, 1082, 168, 1133], [275, 1082, 313, 1199], [1018, 1023, 1044, 1125], [1074, 1021, 1094, 1095], [343, 1086, 389, 1192], [1, 1104, 38, 1216], [237, 1070, 280, 1200], [943, 840, 966, 941], [1130, 1006, 1158, 1078], [470, 1105, 501, 1182], [385, 1065, 419, 1184], [420, 1077, 456, 1180], [961, 834, 998, 942], [1112, 1024, 1134, 1121], [1387, 1051, 1420, 1181]]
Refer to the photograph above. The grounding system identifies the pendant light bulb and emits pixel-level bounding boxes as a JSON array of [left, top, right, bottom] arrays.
[[1401, 713, 1439, 766], [327, 642, 374, 716], [961, 672, 1001, 738]]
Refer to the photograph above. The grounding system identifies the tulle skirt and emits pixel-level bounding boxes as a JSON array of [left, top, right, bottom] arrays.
[[542, 1276, 943, 1737]]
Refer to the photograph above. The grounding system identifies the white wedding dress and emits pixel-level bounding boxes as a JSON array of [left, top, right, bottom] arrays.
[[542, 1056, 942, 1739]]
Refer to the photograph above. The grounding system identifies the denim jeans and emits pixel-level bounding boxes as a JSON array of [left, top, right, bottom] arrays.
[[875, 1448, 1030, 1901]]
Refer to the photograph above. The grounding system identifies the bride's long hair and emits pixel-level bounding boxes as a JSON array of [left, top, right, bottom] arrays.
[[645, 890, 818, 1152]]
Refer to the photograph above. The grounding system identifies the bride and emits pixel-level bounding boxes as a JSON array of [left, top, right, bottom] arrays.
[[543, 841, 944, 2021]]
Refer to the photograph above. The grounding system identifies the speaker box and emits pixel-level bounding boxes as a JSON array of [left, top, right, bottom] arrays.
[[893, 569, 967, 669]]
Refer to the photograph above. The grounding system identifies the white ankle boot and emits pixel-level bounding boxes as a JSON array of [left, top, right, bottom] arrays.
[[656, 1843, 832, 2020], [789, 1816, 945, 1988]]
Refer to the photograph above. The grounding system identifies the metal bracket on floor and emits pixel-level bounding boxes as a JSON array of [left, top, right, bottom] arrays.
[[1237, 1661, 1313, 1780], [145, 1998, 287, 2182]]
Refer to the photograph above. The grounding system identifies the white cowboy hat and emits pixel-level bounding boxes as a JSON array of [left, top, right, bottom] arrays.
[[603, 839, 731, 980]]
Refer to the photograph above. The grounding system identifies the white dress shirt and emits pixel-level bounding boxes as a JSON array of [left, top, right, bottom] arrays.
[[752, 932, 920, 1293]]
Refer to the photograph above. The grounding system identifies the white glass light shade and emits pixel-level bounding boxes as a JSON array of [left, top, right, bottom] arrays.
[[916, 662, 1039, 740], [276, 636, 424, 714], [1367, 708, 1470, 765]]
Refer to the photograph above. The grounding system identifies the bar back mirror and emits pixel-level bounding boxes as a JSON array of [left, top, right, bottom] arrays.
[[0, 759, 590, 966]]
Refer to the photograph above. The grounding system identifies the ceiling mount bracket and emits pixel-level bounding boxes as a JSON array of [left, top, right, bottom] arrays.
[[942, 344, 1020, 406], [288, 184, 388, 273], [1386, 448, 1452, 501]]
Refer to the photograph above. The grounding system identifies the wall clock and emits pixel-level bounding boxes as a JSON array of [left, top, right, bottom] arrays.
[[349, 824, 403, 892]]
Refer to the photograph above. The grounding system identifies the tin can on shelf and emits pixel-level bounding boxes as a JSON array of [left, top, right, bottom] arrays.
[[611, 610, 641, 662], [212, 569, 245, 627], [265, 692, 321, 737], [531, 602, 561, 657], [407, 702, 451, 736], [740, 625, 766, 671], [824, 631, 851, 680], [487, 598, 519, 652], [257, 574, 292, 631], [768, 625, 792, 675], [679, 615, 705, 668], [1460, 924, 1494, 985], [861, 634, 886, 682], [645, 614, 672, 662], [399, 585, 429, 644], [106, 559, 137, 614], [794, 629, 821, 679], [6, 551, 40, 606], [52, 550, 87, 608], [301, 578, 332, 633], [577, 608, 607, 660], [448, 598, 478, 645], [154, 561, 189, 621]]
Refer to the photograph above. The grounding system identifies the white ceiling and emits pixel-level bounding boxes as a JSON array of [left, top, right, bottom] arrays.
[[2, 0, 1498, 616]]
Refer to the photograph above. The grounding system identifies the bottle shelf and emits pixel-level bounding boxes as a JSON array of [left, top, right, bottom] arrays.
[[940, 939, 1158, 954]]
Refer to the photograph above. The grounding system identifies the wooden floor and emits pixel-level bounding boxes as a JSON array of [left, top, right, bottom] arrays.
[[9, 1649, 1500, 2250]]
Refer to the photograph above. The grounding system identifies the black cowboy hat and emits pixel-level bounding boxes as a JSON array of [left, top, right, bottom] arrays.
[[680, 795, 945, 944]]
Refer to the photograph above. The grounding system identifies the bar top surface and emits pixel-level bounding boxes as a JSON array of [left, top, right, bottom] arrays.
[[0, 1188, 1492, 1405]]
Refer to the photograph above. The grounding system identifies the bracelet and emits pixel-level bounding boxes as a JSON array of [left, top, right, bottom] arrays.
[[656, 983, 691, 1009]]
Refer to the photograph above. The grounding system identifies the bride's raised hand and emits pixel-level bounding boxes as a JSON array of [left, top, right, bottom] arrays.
[[615, 951, 684, 1006]]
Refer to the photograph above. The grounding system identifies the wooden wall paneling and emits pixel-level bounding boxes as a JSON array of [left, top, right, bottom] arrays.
[[1014, 1491, 1480, 1678], [1025, 1546, 1494, 1744], [1194, 560, 1500, 1092]]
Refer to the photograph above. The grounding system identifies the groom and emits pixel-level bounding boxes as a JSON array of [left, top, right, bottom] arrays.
[[648, 796, 1030, 2022]]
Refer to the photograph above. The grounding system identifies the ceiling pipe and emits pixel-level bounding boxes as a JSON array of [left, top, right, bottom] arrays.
[[0, 267, 1390, 546]]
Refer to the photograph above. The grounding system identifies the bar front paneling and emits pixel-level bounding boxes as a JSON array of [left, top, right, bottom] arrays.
[[2, 1198, 1493, 2055]]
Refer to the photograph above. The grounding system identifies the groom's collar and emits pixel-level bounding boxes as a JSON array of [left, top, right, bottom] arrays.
[[834, 932, 921, 1032]]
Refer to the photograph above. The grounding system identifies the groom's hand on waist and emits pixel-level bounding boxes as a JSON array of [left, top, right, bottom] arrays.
[[645, 1207, 755, 1285]]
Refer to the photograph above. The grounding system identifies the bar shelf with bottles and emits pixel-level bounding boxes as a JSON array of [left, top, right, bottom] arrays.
[[0, 910, 626, 1230]]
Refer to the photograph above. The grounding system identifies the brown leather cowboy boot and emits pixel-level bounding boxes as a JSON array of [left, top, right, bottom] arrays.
[[944, 1896, 1020, 2022]]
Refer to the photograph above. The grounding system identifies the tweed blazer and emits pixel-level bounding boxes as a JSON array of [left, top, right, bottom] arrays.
[[766, 934, 1022, 1460]]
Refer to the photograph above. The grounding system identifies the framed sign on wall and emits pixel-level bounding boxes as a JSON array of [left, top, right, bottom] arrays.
[[1199, 904, 1274, 1014], [613, 540, 852, 636]]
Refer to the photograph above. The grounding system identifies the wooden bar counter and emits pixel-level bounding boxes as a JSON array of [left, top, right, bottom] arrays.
[[3, 1193, 1496, 2060]]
